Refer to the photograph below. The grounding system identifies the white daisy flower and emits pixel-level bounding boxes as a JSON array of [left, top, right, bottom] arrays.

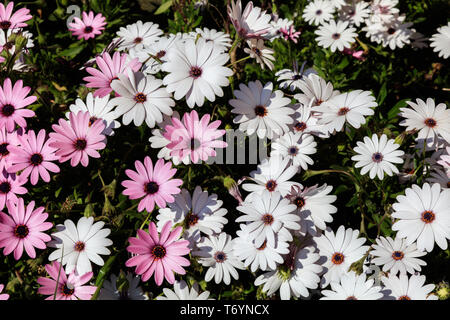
[[98, 272, 148, 300], [399, 98, 450, 148], [381, 274, 438, 300], [229, 81, 293, 139], [315, 225, 370, 288], [241, 155, 302, 200], [243, 38, 275, 70], [233, 224, 290, 272], [66, 93, 120, 136], [392, 183, 450, 252], [338, 1, 370, 27], [115, 20, 162, 51], [270, 132, 317, 171], [156, 280, 212, 300], [294, 74, 340, 108], [227, 0, 272, 39], [430, 22, 450, 59], [254, 245, 323, 300], [276, 61, 317, 92], [195, 27, 232, 52], [193, 233, 245, 285], [368, 0, 400, 24], [426, 168, 450, 189], [370, 236, 427, 276], [290, 100, 331, 138], [315, 90, 378, 132], [351, 134, 405, 180], [162, 37, 233, 108], [285, 184, 337, 236], [236, 190, 300, 248], [156, 186, 228, 248], [302, 0, 335, 26], [48, 216, 113, 275], [320, 271, 384, 300], [437, 146, 450, 171], [375, 15, 413, 50], [314, 20, 357, 52], [329, 0, 346, 10], [265, 17, 294, 40]]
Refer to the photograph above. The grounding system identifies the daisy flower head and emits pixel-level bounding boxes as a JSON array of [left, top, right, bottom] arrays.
[[121, 156, 183, 213], [314, 20, 357, 52], [157, 280, 212, 300], [320, 271, 384, 300], [115, 20, 162, 51], [315, 90, 378, 132], [236, 190, 300, 248], [227, 0, 272, 39], [279, 25, 301, 43], [369, 0, 400, 23], [381, 274, 438, 300], [67, 93, 121, 136], [370, 236, 427, 276], [294, 73, 340, 108], [275, 61, 317, 92], [162, 110, 227, 164], [162, 37, 233, 108], [0, 78, 36, 132], [230, 81, 294, 139], [7, 129, 60, 185], [302, 0, 335, 26], [426, 168, 449, 189], [0, 170, 26, 210], [290, 100, 331, 139], [195, 27, 232, 52], [48, 216, 113, 275], [266, 17, 294, 41], [138, 34, 181, 75], [68, 11, 106, 40], [37, 261, 97, 300], [351, 134, 404, 180], [399, 98, 450, 148], [48, 111, 106, 167], [392, 183, 450, 252], [193, 233, 245, 285], [110, 70, 175, 128], [0, 284, 8, 300], [0, 1, 32, 30], [437, 146, 450, 171], [243, 38, 275, 70], [430, 22, 450, 59], [126, 221, 190, 286], [338, 1, 371, 27], [0, 127, 20, 172], [270, 131, 317, 171], [156, 186, 228, 248], [98, 272, 148, 300], [376, 15, 413, 50], [315, 225, 370, 288], [0, 198, 52, 260], [83, 51, 142, 98]]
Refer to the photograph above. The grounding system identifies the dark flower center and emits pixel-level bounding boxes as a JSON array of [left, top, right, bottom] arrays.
[[89, 116, 99, 126], [134, 93, 147, 103], [257, 240, 267, 251], [337, 107, 349, 116], [61, 284, 75, 296], [314, 98, 323, 106], [30, 153, 43, 166], [185, 212, 199, 227], [265, 179, 277, 192], [84, 26, 93, 33], [14, 224, 29, 239], [372, 152, 384, 163], [424, 118, 437, 128], [288, 146, 298, 156], [152, 245, 166, 259], [331, 252, 345, 265], [189, 66, 202, 79], [156, 50, 166, 59], [1, 104, 15, 117], [294, 196, 305, 208], [292, 74, 303, 80], [214, 251, 227, 263], [421, 210, 435, 224], [392, 251, 404, 261], [332, 33, 341, 40], [134, 37, 143, 44], [74, 139, 87, 151], [74, 241, 85, 252], [261, 214, 274, 226], [0, 21, 11, 30], [0, 143, 9, 156], [144, 181, 159, 194], [294, 121, 307, 132], [387, 28, 396, 35], [0, 182, 11, 194], [253, 48, 262, 56], [254, 105, 268, 117], [398, 295, 411, 300], [346, 296, 357, 300], [315, 9, 323, 15]]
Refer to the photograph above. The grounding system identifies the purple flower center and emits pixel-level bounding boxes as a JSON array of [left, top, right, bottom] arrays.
[[88, 116, 98, 127], [294, 121, 307, 132], [392, 251, 404, 261], [421, 210, 435, 224], [0, 143, 9, 156], [84, 26, 93, 33], [331, 252, 345, 265], [288, 146, 298, 156], [156, 50, 166, 59], [424, 118, 437, 128], [294, 196, 305, 208], [0, 21, 11, 30], [315, 9, 323, 15], [387, 28, 396, 35], [61, 284, 75, 296], [144, 181, 159, 194], [189, 66, 203, 79], [265, 179, 277, 192], [151, 245, 166, 259], [261, 213, 274, 226], [74, 241, 85, 252], [372, 152, 384, 163], [337, 107, 349, 116], [398, 295, 411, 300], [185, 212, 199, 227], [0, 182, 11, 194], [253, 48, 262, 56], [332, 33, 341, 40], [346, 296, 357, 300], [134, 93, 147, 103], [292, 74, 303, 80], [74, 139, 87, 151], [14, 224, 29, 238], [254, 105, 267, 117], [1, 104, 15, 117], [134, 37, 143, 44], [30, 153, 43, 166], [214, 251, 227, 263]]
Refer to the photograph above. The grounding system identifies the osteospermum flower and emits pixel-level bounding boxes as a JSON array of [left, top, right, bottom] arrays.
[[399, 98, 450, 148], [0, 198, 52, 260], [315, 20, 357, 52], [138, 34, 181, 75], [0, 170, 26, 210], [339, 1, 371, 27], [196, 27, 232, 52], [244, 38, 275, 70], [68, 11, 106, 40], [294, 74, 340, 108], [48, 111, 106, 167], [121, 156, 183, 213], [227, 0, 272, 39], [37, 261, 97, 300], [430, 22, 450, 59], [98, 272, 148, 300], [270, 132, 317, 171], [302, 0, 335, 26], [83, 51, 141, 98], [320, 271, 384, 300], [0, 284, 8, 300], [126, 221, 190, 286], [426, 168, 449, 189], [351, 134, 405, 180], [193, 233, 245, 285], [48, 217, 113, 275], [0, 2, 32, 30], [115, 20, 162, 51], [0, 127, 20, 172], [392, 183, 450, 252], [275, 61, 317, 92], [290, 100, 330, 138], [7, 129, 60, 185], [381, 274, 438, 300], [157, 280, 212, 300], [162, 38, 233, 108], [0, 78, 36, 132]]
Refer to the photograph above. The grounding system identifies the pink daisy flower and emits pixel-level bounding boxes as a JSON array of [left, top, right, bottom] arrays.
[[280, 25, 301, 43], [68, 11, 107, 40], [126, 221, 190, 286], [0, 284, 9, 300], [0, 78, 36, 132], [0, 127, 20, 172], [122, 156, 183, 213], [0, 198, 52, 260], [0, 170, 26, 210], [0, 2, 32, 30], [7, 129, 60, 185], [37, 261, 97, 300], [163, 110, 227, 164], [48, 111, 106, 167], [83, 51, 141, 98]]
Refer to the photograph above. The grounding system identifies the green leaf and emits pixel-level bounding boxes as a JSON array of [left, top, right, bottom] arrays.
[[388, 98, 409, 121], [58, 42, 87, 58], [92, 255, 117, 300], [154, 0, 173, 15]]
